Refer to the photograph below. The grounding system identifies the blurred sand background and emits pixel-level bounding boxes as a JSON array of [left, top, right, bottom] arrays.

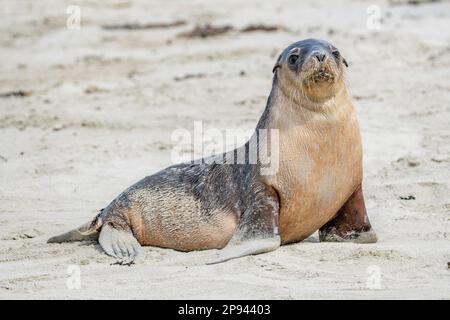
[[0, 0, 449, 299]]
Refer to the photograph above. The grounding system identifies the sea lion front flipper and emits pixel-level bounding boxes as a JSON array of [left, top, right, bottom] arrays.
[[319, 184, 377, 243], [207, 185, 280, 265], [99, 223, 142, 264], [206, 237, 280, 265]]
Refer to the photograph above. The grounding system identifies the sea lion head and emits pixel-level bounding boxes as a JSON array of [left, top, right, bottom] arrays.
[[273, 38, 348, 104]]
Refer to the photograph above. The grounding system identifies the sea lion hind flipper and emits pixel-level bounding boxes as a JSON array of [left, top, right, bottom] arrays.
[[98, 223, 142, 264], [47, 215, 102, 243], [319, 184, 377, 243], [206, 185, 281, 264]]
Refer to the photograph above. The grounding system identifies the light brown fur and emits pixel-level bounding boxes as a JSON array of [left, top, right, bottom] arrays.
[[262, 46, 363, 244], [122, 190, 238, 251], [265, 87, 362, 243]]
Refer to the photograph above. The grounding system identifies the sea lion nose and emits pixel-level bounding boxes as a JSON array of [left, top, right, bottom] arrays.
[[314, 52, 326, 62]]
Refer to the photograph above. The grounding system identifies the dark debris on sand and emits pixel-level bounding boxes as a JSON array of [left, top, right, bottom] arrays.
[[178, 24, 234, 38], [174, 73, 206, 81], [0, 90, 32, 98], [240, 24, 286, 32], [399, 195, 416, 200], [178, 23, 287, 39], [102, 20, 186, 30]]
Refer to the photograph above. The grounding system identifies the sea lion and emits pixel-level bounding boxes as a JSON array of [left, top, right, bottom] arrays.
[[48, 38, 377, 264]]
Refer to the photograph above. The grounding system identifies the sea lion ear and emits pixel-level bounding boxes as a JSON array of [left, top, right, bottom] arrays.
[[272, 54, 282, 73], [343, 57, 349, 68]]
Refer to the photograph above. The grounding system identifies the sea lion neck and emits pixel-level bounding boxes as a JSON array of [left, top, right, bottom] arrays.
[[256, 78, 350, 131]]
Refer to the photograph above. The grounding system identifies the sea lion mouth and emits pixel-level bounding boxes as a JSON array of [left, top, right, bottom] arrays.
[[305, 68, 335, 84]]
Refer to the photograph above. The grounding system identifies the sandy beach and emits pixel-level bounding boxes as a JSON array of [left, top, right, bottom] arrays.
[[0, 0, 449, 299]]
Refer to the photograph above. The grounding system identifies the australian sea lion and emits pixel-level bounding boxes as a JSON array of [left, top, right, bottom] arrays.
[[48, 38, 377, 264]]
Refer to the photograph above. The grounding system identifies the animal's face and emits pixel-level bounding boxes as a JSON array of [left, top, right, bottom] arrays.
[[274, 39, 348, 103]]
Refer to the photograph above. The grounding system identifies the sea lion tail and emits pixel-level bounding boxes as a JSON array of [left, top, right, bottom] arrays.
[[47, 213, 103, 243]]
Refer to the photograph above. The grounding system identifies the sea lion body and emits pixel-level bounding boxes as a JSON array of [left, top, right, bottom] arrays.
[[48, 39, 376, 264]]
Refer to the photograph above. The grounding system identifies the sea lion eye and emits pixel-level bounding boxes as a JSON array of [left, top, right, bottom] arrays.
[[288, 54, 299, 65]]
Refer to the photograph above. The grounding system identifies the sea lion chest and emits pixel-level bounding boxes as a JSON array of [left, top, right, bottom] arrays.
[[267, 106, 363, 244]]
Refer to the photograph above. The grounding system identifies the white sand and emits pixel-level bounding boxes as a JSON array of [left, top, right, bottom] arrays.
[[0, 0, 449, 299]]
